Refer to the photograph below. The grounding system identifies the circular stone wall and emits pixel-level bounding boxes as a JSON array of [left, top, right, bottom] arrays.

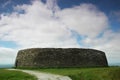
[[15, 48, 108, 68]]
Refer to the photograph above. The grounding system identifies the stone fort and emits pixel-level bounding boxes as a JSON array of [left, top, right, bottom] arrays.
[[15, 48, 108, 68]]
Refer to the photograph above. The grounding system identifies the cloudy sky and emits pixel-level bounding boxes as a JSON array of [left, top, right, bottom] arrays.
[[0, 0, 120, 65]]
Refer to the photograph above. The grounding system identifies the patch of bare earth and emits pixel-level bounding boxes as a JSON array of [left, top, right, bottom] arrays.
[[8, 69, 72, 80]]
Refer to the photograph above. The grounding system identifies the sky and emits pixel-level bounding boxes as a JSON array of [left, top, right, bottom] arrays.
[[0, 0, 120, 66]]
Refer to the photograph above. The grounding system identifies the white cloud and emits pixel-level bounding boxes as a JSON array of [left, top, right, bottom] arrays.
[[0, 47, 17, 64], [46, 0, 59, 13], [0, 0, 80, 48], [0, 0, 119, 65], [56, 4, 108, 38], [0, 1, 108, 48]]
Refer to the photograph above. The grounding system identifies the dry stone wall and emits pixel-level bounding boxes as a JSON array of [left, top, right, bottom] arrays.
[[15, 48, 108, 68]]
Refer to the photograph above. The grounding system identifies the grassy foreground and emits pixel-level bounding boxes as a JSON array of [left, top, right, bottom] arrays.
[[1, 67, 119, 80], [0, 69, 37, 80], [27, 67, 120, 80]]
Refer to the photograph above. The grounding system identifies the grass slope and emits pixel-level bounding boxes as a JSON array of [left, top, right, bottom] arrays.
[[0, 69, 37, 80], [24, 67, 120, 80]]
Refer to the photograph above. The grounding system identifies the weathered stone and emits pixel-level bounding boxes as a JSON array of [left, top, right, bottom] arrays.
[[15, 48, 108, 68]]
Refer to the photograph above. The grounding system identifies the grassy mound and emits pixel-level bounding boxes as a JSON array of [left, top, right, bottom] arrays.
[[0, 69, 37, 80]]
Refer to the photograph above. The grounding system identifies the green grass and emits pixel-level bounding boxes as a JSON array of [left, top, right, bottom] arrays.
[[22, 67, 120, 80], [0, 69, 37, 80]]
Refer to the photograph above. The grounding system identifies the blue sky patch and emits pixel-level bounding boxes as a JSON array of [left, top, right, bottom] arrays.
[[0, 40, 18, 48]]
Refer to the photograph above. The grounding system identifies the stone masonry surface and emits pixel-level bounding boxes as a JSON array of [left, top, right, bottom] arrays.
[[15, 48, 108, 68]]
